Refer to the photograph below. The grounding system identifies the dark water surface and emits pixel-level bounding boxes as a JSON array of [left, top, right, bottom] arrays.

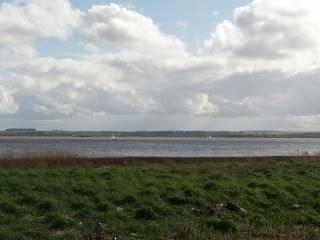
[[0, 137, 320, 157]]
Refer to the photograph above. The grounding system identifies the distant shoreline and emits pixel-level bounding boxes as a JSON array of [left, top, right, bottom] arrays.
[[2, 129, 320, 138], [2, 135, 320, 139]]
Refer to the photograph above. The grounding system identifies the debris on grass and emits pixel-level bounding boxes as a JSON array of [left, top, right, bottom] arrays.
[[225, 201, 247, 214], [192, 202, 247, 216], [292, 204, 302, 210], [191, 203, 224, 216]]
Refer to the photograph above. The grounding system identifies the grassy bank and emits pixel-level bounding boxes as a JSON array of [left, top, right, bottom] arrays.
[[0, 156, 320, 239]]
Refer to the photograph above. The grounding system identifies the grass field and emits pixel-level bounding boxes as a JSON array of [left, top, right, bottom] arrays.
[[0, 156, 320, 239]]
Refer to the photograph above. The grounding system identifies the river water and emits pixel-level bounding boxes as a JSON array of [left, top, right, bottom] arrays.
[[0, 137, 319, 157]]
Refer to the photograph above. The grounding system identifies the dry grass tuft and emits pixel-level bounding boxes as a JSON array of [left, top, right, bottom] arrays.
[[0, 151, 318, 169], [0, 151, 81, 168], [171, 223, 210, 240]]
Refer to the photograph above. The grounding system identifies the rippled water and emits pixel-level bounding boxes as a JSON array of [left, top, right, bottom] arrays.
[[0, 137, 319, 157]]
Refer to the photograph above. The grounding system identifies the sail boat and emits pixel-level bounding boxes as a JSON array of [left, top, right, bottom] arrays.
[[110, 133, 118, 141], [207, 132, 213, 140]]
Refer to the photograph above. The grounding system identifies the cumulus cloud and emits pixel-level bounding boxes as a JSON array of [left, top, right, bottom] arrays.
[[0, 0, 82, 44], [2, 52, 218, 119], [0, 86, 18, 114], [0, 0, 320, 130], [80, 4, 187, 58], [202, 0, 320, 72], [5, 57, 155, 118]]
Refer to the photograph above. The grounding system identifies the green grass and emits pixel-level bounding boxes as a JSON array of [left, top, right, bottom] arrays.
[[0, 157, 320, 239]]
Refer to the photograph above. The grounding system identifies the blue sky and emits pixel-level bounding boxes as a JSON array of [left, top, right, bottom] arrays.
[[37, 0, 250, 58]]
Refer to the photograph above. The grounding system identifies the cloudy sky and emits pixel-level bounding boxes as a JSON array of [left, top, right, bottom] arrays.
[[0, 0, 320, 131]]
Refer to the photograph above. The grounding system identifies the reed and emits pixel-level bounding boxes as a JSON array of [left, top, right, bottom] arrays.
[[0, 151, 319, 169], [0, 151, 320, 169]]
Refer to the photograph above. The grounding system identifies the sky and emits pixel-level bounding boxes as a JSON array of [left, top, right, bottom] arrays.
[[0, 0, 320, 131]]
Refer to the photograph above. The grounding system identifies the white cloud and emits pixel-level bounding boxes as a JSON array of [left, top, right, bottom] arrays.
[[202, 0, 320, 72], [186, 94, 218, 114], [2, 51, 219, 119], [0, 0, 82, 44], [0, 85, 18, 114], [80, 4, 187, 58]]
